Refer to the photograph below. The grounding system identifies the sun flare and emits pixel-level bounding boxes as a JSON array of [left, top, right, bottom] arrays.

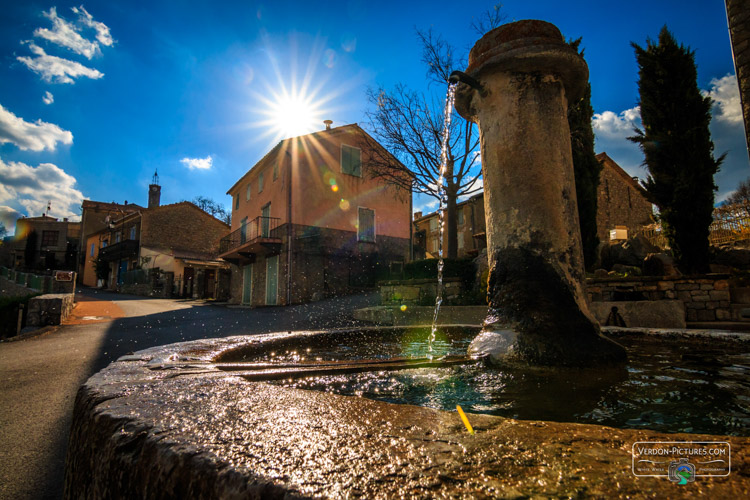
[[268, 92, 320, 139]]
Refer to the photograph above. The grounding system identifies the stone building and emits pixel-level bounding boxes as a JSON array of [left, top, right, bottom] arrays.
[[78, 200, 143, 283], [414, 153, 653, 258], [726, 0, 750, 161], [84, 202, 230, 297], [595, 152, 653, 241], [413, 193, 486, 260], [219, 122, 411, 306], [10, 215, 81, 271]]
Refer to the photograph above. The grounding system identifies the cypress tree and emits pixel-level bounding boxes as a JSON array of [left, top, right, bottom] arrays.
[[630, 27, 724, 274], [568, 82, 602, 270]]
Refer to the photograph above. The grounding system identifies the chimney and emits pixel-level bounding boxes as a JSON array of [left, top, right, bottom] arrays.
[[324, 119, 333, 130], [414, 211, 422, 220], [148, 170, 161, 208]]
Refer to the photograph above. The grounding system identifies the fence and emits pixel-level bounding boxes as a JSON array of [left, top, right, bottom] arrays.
[[635, 202, 750, 249], [121, 268, 149, 285]]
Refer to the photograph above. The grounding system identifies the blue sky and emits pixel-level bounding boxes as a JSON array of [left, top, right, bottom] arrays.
[[0, 0, 747, 231]]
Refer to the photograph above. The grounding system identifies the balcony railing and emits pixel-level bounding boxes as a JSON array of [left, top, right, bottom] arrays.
[[98, 239, 139, 261], [219, 216, 281, 255]]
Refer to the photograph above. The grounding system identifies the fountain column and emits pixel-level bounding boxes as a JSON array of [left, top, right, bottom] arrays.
[[454, 20, 626, 366]]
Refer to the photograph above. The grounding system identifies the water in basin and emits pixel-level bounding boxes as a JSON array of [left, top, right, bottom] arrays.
[[217, 327, 750, 436]]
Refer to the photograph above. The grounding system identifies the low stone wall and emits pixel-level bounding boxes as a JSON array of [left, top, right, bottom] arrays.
[[354, 305, 487, 325], [26, 293, 75, 326], [586, 275, 731, 322], [379, 277, 465, 305]]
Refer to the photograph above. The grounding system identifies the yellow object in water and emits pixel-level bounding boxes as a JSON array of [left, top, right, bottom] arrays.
[[456, 404, 475, 435]]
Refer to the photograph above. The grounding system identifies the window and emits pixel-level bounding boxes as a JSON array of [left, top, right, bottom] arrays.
[[358, 207, 375, 242], [101, 239, 108, 248], [90, 243, 95, 257], [341, 144, 361, 177], [259, 172, 264, 193], [430, 238, 438, 253], [41, 230, 59, 247], [246, 183, 252, 201], [458, 233, 465, 250], [458, 208, 464, 225], [429, 218, 438, 232], [129, 226, 136, 240], [115, 232, 121, 243], [234, 194, 239, 210], [273, 162, 279, 181]]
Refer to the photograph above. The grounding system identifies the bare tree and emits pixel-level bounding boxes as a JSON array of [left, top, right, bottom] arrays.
[[726, 177, 750, 205], [185, 196, 231, 225], [470, 3, 507, 36], [363, 31, 482, 259]]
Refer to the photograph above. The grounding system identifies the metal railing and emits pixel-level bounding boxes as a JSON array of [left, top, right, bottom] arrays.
[[219, 216, 281, 254], [635, 202, 750, 249]]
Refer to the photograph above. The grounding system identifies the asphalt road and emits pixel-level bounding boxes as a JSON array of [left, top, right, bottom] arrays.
[[0, 288, 378, 500]]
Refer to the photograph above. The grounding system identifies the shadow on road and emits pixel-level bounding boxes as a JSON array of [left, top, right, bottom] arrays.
[[26, 289, 380, 499]]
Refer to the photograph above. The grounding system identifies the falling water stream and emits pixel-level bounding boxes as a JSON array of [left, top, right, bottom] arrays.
[[428, 83, 458, 356]]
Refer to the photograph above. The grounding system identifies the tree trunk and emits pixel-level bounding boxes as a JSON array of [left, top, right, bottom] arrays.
[[444, 183, 458, 259]]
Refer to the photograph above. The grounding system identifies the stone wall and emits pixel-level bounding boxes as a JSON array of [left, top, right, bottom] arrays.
[[586, 275, 731, 322], [228, 224, 410, 306], [726, 0, 750, 160], [595, 153, 653, 242], [379, 277, 465, 305], [26, 293, 75, 326], [140, 202, 230, 255]]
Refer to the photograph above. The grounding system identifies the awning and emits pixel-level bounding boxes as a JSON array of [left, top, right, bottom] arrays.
[[180, 258, 230, 269]]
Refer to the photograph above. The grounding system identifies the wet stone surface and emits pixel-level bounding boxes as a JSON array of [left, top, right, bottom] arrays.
[[64, 334, 750, 499]]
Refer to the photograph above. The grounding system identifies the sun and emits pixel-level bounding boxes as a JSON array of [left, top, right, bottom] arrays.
[[268, 90, 320, 139]]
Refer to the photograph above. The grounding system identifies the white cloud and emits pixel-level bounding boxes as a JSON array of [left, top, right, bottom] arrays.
[[180, 155, 213, 170], [34, 7, 100, 59], [72, 5, 114, 47], [17, 42, 103, 84], [0, 103, 73, 151], [0, 205, 22, 233], [592, 106, 642, 139], [704, 74, 743, 125], [0, 159, 84, 221], [42, 91, 54, 105]]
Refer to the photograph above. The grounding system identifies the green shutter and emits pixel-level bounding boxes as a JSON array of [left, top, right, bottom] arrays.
[[352, 147, 361, 177], [342, 145, 351, 175]]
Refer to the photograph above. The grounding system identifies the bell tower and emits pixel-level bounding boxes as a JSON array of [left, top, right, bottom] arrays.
[[148, 170, 161, 208]]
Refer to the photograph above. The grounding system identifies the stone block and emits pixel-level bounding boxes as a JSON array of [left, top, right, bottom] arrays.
[[714, 280, 730, 291], [588, 300, 686, 328], [709, 290, 730, 301], [691, 294, 711, 302], [656, 281, 675, 291], [687, 309, 698, 322], [696, 309, 716, 322], [664, 291, 675, 299], [716, 309, 731, 321], [677, 291, 693, 302], [700, 284, 714, 290], [675, 284, 699, 291]]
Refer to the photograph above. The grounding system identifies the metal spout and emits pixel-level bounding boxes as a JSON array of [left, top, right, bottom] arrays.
[[449, 71, 483, 91]]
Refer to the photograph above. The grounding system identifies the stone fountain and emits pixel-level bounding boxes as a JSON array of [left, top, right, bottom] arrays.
[[64, 21, 748, 498], [452, 20, 626, 366]]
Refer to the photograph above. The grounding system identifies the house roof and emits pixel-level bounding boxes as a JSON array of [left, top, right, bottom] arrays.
[[596, 152, 647, 195], [226, 123, 381, 195], [141, 201, 231, 228]]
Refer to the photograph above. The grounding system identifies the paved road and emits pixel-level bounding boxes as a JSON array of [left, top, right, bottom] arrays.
[[0, 288, 378, 500]]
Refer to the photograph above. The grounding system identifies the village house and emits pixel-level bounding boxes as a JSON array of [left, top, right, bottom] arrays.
[[78, 200, 143, 283], [219, 122, 411, 306], [9, 214, 81, 271], [413, 193, 486, 260], [415, 153, 654, 258], [81, 175, 231, 298]]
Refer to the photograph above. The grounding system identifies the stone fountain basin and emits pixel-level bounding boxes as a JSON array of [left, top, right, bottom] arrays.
[[64, 327, 750, 498]]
